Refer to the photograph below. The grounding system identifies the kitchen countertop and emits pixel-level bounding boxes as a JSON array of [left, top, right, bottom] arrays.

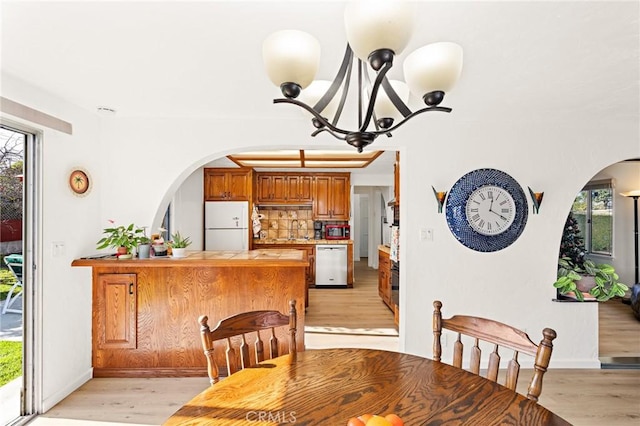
[[72, 249, 309, 267], [253, 239, 353, 245]]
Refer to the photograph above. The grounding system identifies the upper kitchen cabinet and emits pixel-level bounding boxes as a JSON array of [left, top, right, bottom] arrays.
[[204, 168, 253, 201], [255, 173, 313, 205], [287, 175, 313, 203], [313, 173, 350, 220]]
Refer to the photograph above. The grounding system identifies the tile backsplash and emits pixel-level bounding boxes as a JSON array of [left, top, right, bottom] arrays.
[[257, 207, 314, 240]]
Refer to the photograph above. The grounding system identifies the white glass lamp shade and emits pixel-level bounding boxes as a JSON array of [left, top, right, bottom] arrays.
[[262, 30, 321, 89], [344, 0, 413, 62], [373, 79, 410, 120], [299, 80, 343, 119], [403, 42, 463, 97]]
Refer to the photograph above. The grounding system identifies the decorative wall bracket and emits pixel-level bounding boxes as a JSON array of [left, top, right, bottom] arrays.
[[528, 187, 544, 214], [432, 186, 448, 213]]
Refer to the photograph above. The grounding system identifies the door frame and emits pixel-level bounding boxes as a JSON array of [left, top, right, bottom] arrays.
[[1, 119, 43, 424]]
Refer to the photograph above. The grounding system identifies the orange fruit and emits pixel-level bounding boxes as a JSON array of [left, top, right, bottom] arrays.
[[358, 414, 374, 423], [347, 417, 365, 426], [365, 415, 392, 426], [384, 414, 404, 426]]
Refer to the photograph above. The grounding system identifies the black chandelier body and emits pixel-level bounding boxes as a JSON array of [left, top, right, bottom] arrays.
[[274, 45, 452, 153]]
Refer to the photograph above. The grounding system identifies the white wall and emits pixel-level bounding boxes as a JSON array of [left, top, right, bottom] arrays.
[[1, 74, 101, 410], [399, 116, 639, 368]]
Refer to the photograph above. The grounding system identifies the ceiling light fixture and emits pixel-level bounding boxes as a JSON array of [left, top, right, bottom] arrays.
[[262, 0, 463, 152]]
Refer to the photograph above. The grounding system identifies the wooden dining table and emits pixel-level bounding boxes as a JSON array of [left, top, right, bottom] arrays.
[[163, 348, 571, 425]]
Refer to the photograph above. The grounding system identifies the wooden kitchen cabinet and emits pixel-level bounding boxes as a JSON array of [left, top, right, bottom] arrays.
[[256, 174, 287, 203], [204, 168, 252, 201], [286, 175, 313, 203], [255, 173, 313, 204], [378, 248, 392, 310], [95, 273, 137, 350], [313, 173, 350, 220]]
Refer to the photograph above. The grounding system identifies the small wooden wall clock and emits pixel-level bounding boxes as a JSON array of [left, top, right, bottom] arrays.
[[445, 168, 528, 252], [69, 168, 91, 196]]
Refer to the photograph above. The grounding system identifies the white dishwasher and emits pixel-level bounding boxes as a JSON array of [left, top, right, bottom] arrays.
[[315, 245, 348, 286]]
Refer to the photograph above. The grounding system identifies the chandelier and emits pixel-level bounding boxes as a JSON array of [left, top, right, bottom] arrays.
[[262, 0, 463, 152]]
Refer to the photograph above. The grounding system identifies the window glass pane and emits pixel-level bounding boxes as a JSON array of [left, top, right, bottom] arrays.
[[571, 190, 588, 243], [590, 188, 613, 254]]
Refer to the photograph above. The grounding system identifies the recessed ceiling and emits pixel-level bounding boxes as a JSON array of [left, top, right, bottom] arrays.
[[227, 150, 383, 169]]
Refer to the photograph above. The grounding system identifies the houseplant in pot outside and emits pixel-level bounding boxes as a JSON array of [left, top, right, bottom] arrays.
[[96, 221, 145, 259], [169, 231, 192, 258]]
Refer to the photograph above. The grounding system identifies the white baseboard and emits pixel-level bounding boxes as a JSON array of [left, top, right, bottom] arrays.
[[41, 368, 92, 413]]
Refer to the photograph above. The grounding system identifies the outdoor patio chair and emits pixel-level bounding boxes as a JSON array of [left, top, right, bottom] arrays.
[[2, 254, 23, 314]]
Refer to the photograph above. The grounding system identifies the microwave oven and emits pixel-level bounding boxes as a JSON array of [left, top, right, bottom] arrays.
[[325, 224, 350, 240]]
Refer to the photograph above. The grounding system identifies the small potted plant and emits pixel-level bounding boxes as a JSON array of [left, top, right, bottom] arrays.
[[96, 221, 145, 259], [169, 231, 192, 258], [138, 235, 152, 259]]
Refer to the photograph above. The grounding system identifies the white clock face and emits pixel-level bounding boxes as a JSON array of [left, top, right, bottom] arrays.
[[465, 185, 516, 236]]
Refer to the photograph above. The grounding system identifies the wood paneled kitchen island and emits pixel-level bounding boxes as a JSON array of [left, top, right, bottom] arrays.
[[72, 250, 308, 378]]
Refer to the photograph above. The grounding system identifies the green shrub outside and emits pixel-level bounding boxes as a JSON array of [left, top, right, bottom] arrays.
[[572, 212, 613, 254], [0, 341, 22, 386]]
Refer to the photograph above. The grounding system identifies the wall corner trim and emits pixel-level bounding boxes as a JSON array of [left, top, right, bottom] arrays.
[[0, 97, 73, 135]]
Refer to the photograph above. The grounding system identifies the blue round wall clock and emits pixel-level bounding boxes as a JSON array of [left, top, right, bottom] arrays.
[[445, 168, 528, 252]]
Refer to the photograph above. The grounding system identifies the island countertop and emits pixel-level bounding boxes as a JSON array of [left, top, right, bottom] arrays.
[[72, 249, 309, 268]]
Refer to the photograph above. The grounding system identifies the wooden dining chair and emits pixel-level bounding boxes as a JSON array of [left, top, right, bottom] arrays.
[[199, 299, 297, 385], [432, 300, 556, 402]]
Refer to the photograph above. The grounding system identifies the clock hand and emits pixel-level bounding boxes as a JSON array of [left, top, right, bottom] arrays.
[[490, 209, 508, 221]]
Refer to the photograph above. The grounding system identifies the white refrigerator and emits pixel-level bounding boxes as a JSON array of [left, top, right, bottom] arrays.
[[204, 201, 249, 250]]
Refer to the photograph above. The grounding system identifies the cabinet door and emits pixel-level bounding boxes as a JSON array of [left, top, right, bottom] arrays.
[[204, 170, 229, 201], [288, 175, 313, 203], [96, 273, 137, 349], [271, 175, 287, 202], [256, 175, 273, 202], [330, 175, 350, 219], [378, 251, 391, 307], [313, 176, 332, 219], [227, 171, 251, 201]]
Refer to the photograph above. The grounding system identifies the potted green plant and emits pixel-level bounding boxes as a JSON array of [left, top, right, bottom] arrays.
[[554, 257, 629, 301], [554, 212, 629, 301], [138, 235, 152, 259], [96, 221, 145, 259], [169, 231, 192, 258]]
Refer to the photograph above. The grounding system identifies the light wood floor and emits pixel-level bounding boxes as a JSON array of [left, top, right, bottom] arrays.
[[27, 260, 640, 426]]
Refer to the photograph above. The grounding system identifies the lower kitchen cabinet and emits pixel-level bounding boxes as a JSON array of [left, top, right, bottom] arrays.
[[95, 273, 137, 349], [378, 247, 392, 311]]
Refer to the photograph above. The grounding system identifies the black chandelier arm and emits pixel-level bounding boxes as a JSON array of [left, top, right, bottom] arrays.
[[274, 98, 350, 136], [365, 105, 453, 136], [381, 77, 412, 118], [331, 51, 353, 127], [311, 127, 347, 140], [313, 45, 353, 118], [358, 60, 393, 133]]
